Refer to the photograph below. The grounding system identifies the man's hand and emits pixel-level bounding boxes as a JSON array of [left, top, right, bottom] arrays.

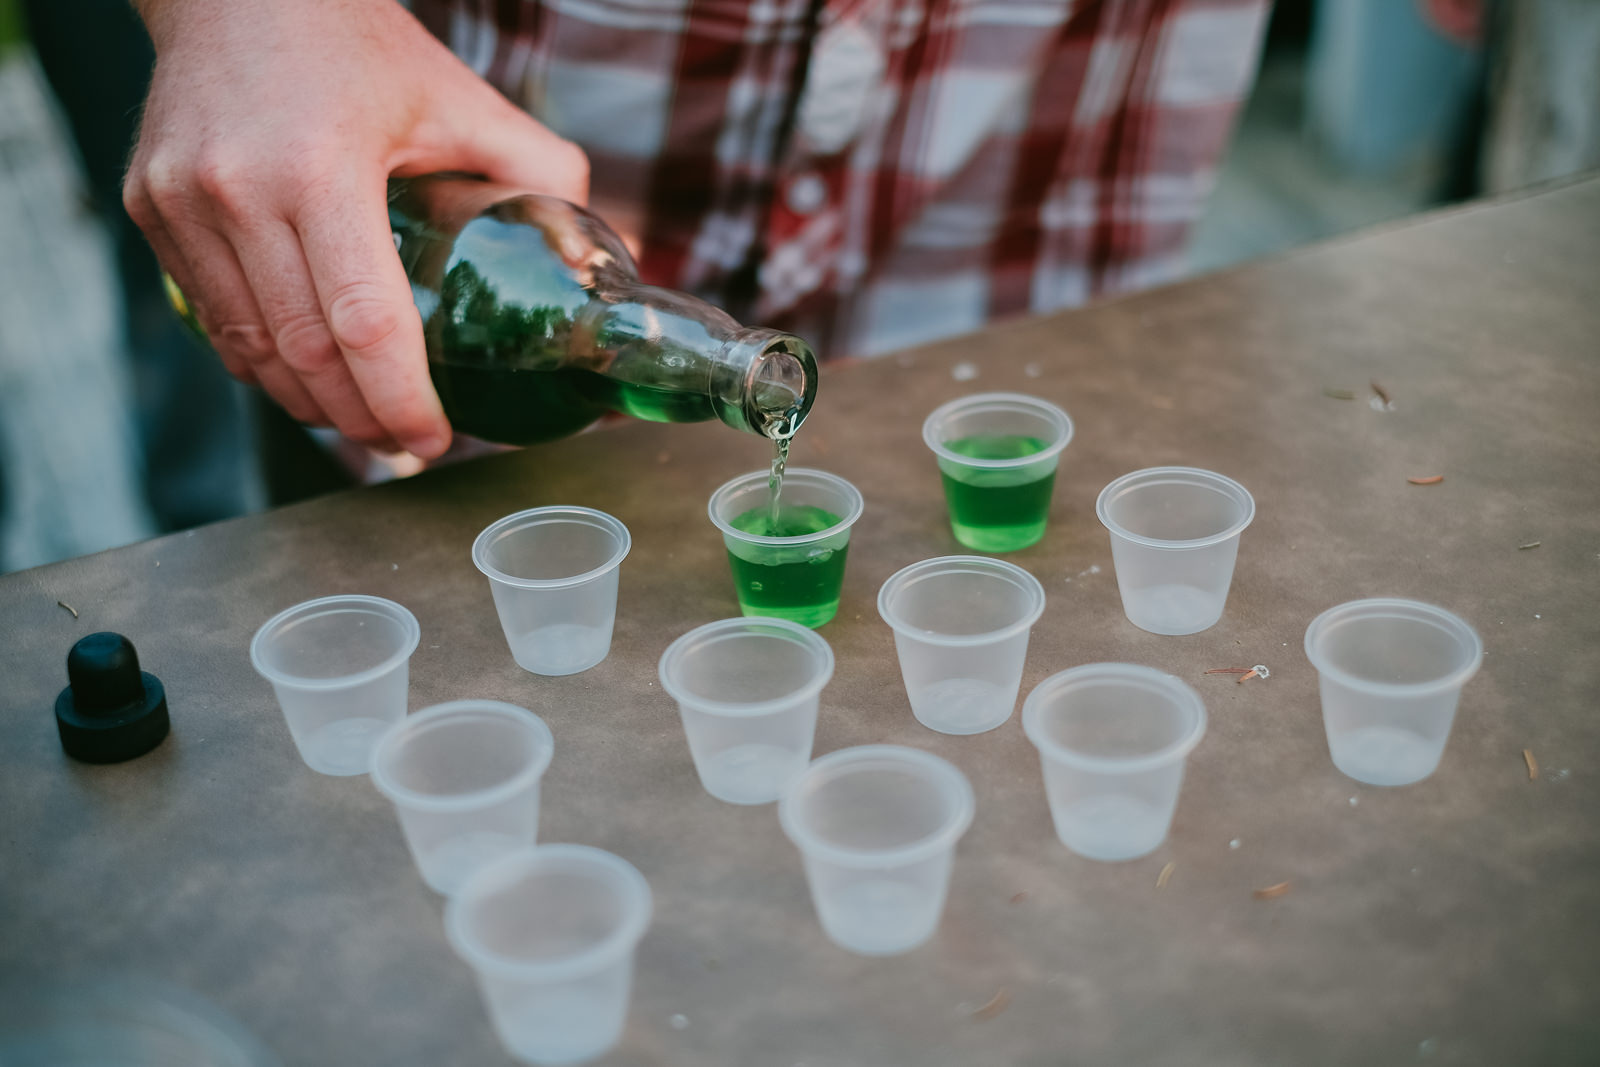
[[125, 0, 588, 457]]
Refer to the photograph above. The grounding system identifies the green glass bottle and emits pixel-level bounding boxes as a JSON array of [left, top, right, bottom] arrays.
[[168, 175, 818, 446]]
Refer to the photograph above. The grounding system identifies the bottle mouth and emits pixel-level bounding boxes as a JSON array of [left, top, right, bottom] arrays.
[[745, 334, 817, 440]]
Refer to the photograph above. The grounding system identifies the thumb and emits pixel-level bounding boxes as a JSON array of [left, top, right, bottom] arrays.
[[411, 90, 591, 206]]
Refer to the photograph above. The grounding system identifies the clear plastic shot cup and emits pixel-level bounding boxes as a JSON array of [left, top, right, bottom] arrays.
[[445, 845, 652, 1067], [707, 468, 864, 628], [658, 618, 834, 805], [1022, 664, 1207, 862], [1095, 466, 1255, 635], [370, 700, 555, 895], [1304, 598, 1483, 787], [473, 507, 631, 676], [250, 595, 420, 776], [877, 556, 1046, 735], [922, 392, 1074, 552], [778, 745, 975, 957]]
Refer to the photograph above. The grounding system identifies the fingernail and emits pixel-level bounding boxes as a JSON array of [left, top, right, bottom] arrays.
[[408, 432, 451, 458]]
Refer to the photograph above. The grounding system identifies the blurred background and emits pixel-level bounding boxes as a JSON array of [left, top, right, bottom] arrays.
[[1, 0, 1596, 573]]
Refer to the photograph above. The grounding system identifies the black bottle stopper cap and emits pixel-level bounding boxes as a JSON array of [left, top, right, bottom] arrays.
[[54, 632, 169, 763]]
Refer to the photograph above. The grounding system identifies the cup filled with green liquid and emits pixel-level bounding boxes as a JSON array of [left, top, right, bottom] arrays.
[[708, 469, 864, 628], [922, 393, 1073, 552]]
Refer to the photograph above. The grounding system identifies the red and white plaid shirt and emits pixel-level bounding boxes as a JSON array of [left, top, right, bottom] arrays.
[[410, 0, 1268, 359]]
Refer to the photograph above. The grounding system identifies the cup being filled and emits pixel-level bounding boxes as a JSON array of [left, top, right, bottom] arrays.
[[922, 392, 1073, 552], [370, 700, 555, 895], [877, 555, 1046, 735], [1304, 598, 1482, 786], [473, 507, 631, 675], [1095, 466, 1254, 635], [1022, 664, 1207, 862], [446, 845, 651, 1066], [779, 745, 974, 956], [250, 595, 420, 776], [707, 468, 863, 628], [658, 617, 834, 805]]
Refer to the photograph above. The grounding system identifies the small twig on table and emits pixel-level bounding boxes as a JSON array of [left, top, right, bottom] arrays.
[[56, 601, 78, 619], [1204, 667, 1253, 675], [1518, 542, 1541, 550], [1523, 749, 1539, 781], [1321, 387, 1357, 400], [1407, 475, 1445, 485], [1253, 881, 1292, 901], [1370, 381, 1391, 405], [1156, 862, 1176, 889], [971, 987, 1012, 1022]]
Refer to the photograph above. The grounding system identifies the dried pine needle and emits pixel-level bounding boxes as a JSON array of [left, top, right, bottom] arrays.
[[1370, 381, 1392, 405], [1204, 667, 1253, 675], [1321, 387, 1357, 400], [56, 601, 78, 619], [1253, 881, 1292, 901], [971, 987, 1012, 1021], [1407, 475, 1445, 485], [1156, 862, 1176, 889], [1523, 749, 1539, 781], [1518, 542, 1541, 550]]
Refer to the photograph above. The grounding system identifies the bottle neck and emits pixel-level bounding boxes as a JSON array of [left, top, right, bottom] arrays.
[[584, 284, 817, 439]]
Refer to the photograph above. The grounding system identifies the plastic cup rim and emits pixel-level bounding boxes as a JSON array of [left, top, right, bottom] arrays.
[[877, 555, 1046, 646], [1094, 466, 1255, 549], [249, 594, 420, 691], [1303, 597, 1484, 697], [1021, 663, 1208, 773], [444, 844, 653, 982], [921, 391, 1074, 469], [707, 467, 864, 548], [658, 617, 835, 718], [472, 506, 632, 590], [778, 744, 975, 869], [370, 700, 555, 813]]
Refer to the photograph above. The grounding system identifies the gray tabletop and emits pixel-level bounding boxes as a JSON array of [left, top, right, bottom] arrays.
[[3, 178, 1598, 1067]]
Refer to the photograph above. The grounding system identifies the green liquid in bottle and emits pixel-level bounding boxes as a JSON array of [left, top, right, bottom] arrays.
[[725, 504, 848, 628], [938, 434, 1056, 552]]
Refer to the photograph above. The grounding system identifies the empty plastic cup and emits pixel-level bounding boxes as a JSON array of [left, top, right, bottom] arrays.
[[250, 595, 420, 776], [1095, 466, 1255, 635], [877, 556, 1046, 735], [370, 700, 555, 895], [446, 845, 651, 1067], [1304, 598, 1483, 786], [707, 468, 864, 628], [1022, 664, 1207, 862], [658, 618, 834, 805], [922, 392, 1073, 552], [473, 507, 631, 676], [779, 745, 974, 956]]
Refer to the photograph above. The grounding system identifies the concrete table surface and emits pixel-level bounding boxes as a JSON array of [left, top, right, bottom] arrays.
[[3, 179, 1598, 1067]]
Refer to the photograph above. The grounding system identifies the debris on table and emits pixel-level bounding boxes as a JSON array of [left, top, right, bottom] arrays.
[[1253, 881, 1292, 901], [1524, 749, 1539, 781], [1237, 664, 1270, 684], [1204, 666, 1254, 675], [971, 986, 1012, 1021], [952, 361, 979, 382], [1157, 862, 1176, 889], [1518, 541, 1541, 550], [1407, 475, 1445, 485], [1321, 386, 1357, 400], [1009, 891, 1029, 905], [56, 600, 78, 619], [1370, 381, 1392, 406]]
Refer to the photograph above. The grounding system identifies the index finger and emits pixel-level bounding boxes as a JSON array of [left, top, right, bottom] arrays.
[[293, 176, 451, 458]]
